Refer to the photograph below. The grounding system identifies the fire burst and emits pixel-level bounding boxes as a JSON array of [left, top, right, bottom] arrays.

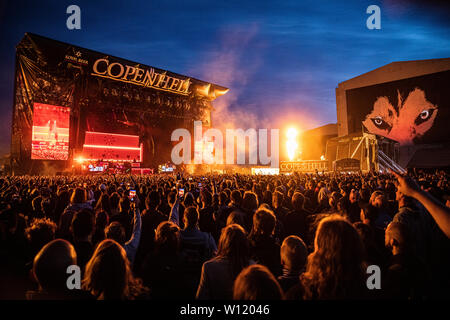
[[286, 128, 298, 161]]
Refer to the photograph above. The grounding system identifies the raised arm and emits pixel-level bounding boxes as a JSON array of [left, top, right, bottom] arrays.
[[169, 197, 180, 227], [125, 201, 142, 251], [393, 171, 450, 238]]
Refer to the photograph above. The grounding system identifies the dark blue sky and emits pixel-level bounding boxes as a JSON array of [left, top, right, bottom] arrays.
[[0, 0, 449, 155]]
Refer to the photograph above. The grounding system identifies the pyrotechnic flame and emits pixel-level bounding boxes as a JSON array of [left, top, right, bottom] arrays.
[[286, 127, 298, 161]]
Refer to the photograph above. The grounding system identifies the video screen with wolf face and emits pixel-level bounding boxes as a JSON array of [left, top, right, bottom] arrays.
[[346, 70, 450, 146]]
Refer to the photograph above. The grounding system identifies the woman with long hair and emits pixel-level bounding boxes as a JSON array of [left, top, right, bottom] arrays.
[[140, 221, 189, 299], [196, 224, 252, 300], [300, 215, 367, 300], [82, 239, 148, 300], [94, 193, 112, 217], [233, 264, 283, 300]]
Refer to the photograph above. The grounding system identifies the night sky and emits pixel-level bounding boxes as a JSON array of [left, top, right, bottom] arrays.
[[0, 0, 449, 156]]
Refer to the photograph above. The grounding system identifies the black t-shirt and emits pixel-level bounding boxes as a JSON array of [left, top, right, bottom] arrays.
[[73, 240, 93, 272], [282, 209, 308, 239], [199, 206, 216, 238], [248, 234, 281, 277], [134, 209, 167, 272]]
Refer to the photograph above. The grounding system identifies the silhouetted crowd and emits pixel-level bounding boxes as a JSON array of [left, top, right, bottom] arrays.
[[0, 170, 449, 300]]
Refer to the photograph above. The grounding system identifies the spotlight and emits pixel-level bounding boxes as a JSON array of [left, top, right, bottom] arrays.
[[75, 156, 84, 163]]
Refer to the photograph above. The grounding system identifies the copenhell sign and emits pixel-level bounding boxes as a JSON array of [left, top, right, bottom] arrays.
[[91, 58, 191, 95], [279, 160, 329, 173]]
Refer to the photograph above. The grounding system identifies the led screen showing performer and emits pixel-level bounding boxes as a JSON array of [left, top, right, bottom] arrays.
[[31, 103, 70, 160]]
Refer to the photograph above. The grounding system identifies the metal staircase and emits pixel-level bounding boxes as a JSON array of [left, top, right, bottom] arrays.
[[378, 149, 406, 174]]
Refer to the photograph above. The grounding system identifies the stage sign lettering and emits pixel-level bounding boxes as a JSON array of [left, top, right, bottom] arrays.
[[92, 58, 191, 95]]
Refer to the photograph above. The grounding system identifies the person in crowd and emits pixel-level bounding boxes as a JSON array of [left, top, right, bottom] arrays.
[[370, 190, 392, 229], [392, 185, 431, 264], [327, 191, 342, 213], [226, 210, 247, 230], [135, 191, 167, 269], [300, 215, 368, 299], [92, 210, 109, 246], [105, 198, 141, 266], [214, 189, 243, 233], [248, 208, 281, 277], [384, 221, 430, 299], [24, 217, 57, 261], [272, 191, 288, 222], [178, 206, 217, 260], [261, 190, 273, 208], [393, 171, 450, 239], [59, 188, 92, 239], [53, 189, 70, 225], [303, 180, 317, 211], [27, 239, 93, 300], [241, 191, 259, 231], [109, 197, 132, 239], [316, 183, 330, 212], [94, 193, 112, 217], [31, 196, 44, 219], [353, 222, 387, 267], [174, 205, 218, 297], [360, 203, 385, 250], [233, 264, 283, 300], [277, 235, 308, 293], [347, 188, 361, 223], [109, 192, 121, 217], [215, 191, 230, 225], [179, 192, 196, 229], [70, 209, 94, 272], [283, 192, 308, 238], [83, 239, 149, 300], [140, 221, 187, 299], [196, 224, 252, 300], [198, 190, 216, 238]]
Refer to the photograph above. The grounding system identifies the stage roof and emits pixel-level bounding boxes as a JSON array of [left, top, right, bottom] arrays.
[[17, 32, 229, 100], [337, 57, 450, 91]]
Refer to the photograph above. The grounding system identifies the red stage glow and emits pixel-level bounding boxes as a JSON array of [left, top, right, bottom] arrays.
[[82, 131, 142, 162], [31, 103, 70, 160], [83, 145, 141, 150]]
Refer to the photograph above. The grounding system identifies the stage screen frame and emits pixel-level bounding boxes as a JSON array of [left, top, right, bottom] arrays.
[[31, 103, 70, 160], [345, 70, 450, 146]]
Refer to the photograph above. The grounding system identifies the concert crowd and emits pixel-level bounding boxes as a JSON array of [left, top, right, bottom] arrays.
[[0, 170, 449, 300]]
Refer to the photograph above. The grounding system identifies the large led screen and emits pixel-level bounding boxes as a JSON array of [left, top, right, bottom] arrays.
[[31, 103, 70, 160], [82, 131, 141, 161], [346, 70, 450, 146]]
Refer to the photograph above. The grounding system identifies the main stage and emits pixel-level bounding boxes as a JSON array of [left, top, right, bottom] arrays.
[[11, 33, 228, 175]]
